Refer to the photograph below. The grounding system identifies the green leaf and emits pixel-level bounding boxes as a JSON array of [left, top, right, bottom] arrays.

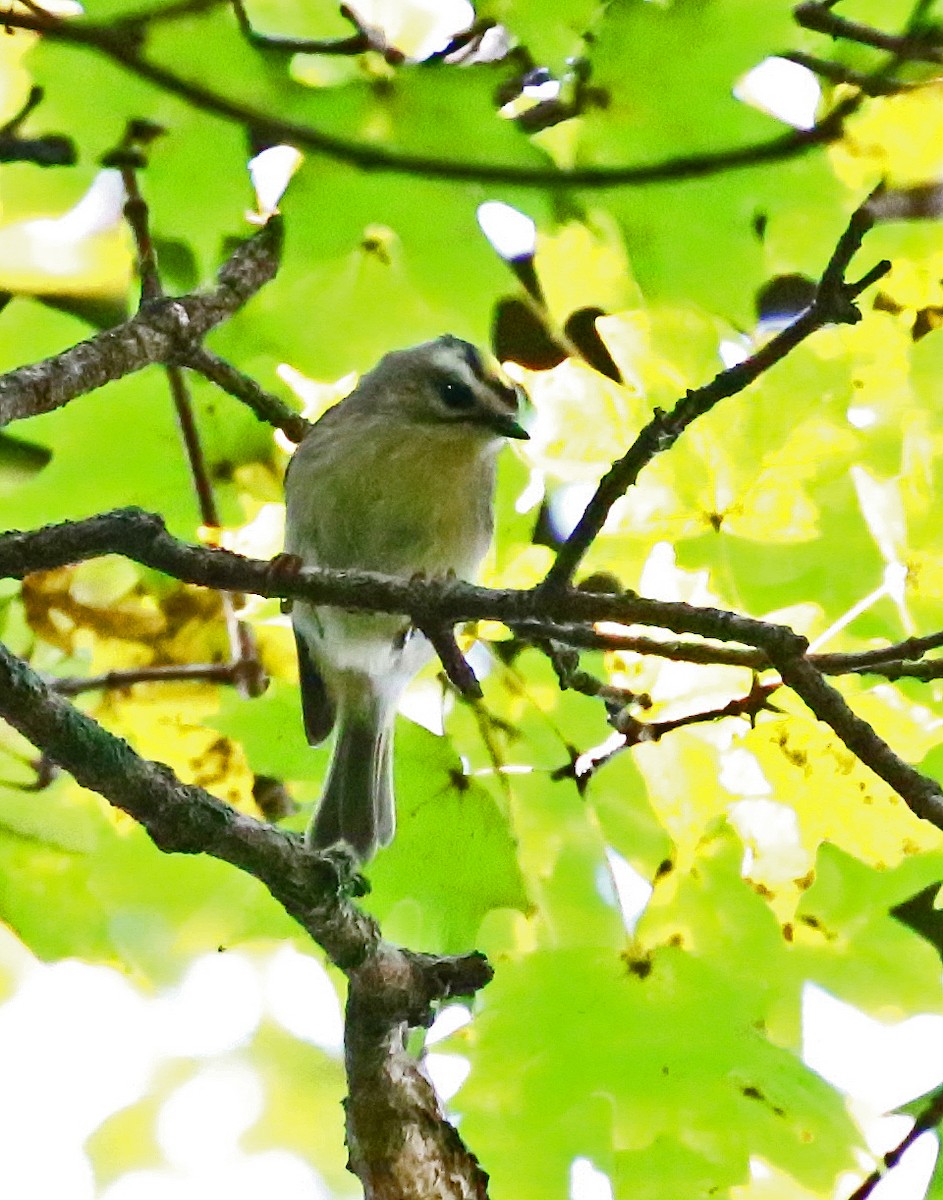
[[212, 680, 326, 786], [363, 720, 531, 954], [457, 943, 857, 1200], [2, 369, 271, 538], [0, 778, 118, 963], [793, 843, 943, 1016]]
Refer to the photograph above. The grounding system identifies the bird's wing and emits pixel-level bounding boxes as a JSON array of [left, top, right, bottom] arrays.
[[294, 627, 336, 745]]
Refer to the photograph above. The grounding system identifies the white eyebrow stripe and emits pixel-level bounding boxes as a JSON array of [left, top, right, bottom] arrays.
[[429, 344, 486, 386], [441, 335, 486, 378], [426, 341, 521, 419]]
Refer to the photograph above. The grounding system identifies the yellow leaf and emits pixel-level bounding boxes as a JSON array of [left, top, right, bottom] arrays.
[[833, 82, 943, 188], [98, 685, 257, 814], [520, 357, 649, 484], [743, 693, 943, 868], [534, 215, 639, 322]]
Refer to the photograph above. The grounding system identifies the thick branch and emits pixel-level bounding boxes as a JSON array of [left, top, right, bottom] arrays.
[[0, 217, 282, 427], [3, 508, 942, 832], [0, 634, 369, 960], [0, 637, 493, 1197], [0, 507, 808, 653], [345, 952, 491, 1200]]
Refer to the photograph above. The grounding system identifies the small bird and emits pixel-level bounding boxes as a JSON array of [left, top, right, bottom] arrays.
[[284, 335, 528, 861]]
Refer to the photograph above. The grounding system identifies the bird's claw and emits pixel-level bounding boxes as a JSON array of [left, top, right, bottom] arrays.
[[268, 551, 304, 613]]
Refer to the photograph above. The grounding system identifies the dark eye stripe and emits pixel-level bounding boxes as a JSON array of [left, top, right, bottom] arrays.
[[489, 380, 523, 411], [459, 342, 485, 380]]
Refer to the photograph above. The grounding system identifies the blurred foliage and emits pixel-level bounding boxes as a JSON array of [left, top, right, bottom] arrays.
[[3, 0, 943, 1197]]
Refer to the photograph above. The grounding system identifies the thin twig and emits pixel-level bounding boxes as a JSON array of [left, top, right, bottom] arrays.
[[543, 638, 650, 709], [47, 661, 249, 695], [847, 657, 943, 682], [783, 51, 917, 95], [165, 362, 223, 525], [115, 137, 221, 523], [794, 1, 943, 64], [813, 630, 943, 672], [845, 1084, 943, 1200], [510, 619, 766, 666], [182, 346, 310, 443], [554, 677, 780, 783], [113, 134, 264, 696], [516, 621, 943, 681], [541, 192, 889, 590], [230, 0, 370, 56]]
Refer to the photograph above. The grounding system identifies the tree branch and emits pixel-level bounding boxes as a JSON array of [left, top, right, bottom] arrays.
[[768, 652, 943, 827], [0, 507, 809, 653], [541, 192, 890, 590], [182, 346, 310, 442], [845, 1083, 943, 1200], [794, 1, 943, 64], [511, 620, 943, 683], [0, 635, 493, 1198], [511, 620, 767, 666], [782, 50, 916, 96], [418, 624, 483, 699], [0, 83, 75, 165], [3, 507, 942, 833], [47, 661, 252, 695], [0, 7, 867, 188], [0, 216, 282, 428], [555, 676, 780, 784], [230, 0, 372, 57], [110, 127, 266, 697]]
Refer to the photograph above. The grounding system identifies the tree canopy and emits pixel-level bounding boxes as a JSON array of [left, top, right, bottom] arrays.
[[2, 1, 943, 1198]]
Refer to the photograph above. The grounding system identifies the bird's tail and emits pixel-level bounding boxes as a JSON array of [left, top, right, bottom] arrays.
[[307, 684, 395, 862]]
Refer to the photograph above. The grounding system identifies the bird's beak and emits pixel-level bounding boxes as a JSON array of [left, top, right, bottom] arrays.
[[487, 380, 530, 439], [491, 411, 530, 439]]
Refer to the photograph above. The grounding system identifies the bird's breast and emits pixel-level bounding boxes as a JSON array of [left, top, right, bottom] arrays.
[[286, 422, 497, 580]]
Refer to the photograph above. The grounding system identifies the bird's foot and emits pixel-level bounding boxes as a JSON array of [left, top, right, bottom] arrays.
[[268, 551, 304, 613], [311, 841, 371, 898]]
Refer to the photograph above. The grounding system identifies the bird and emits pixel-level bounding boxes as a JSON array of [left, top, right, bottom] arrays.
[[283, 335, 528, 862]]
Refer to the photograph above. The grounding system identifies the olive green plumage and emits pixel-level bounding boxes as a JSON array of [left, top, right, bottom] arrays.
[[284, 335, 527, 861]]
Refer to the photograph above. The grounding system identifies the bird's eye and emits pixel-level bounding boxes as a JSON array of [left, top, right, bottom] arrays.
[[437, 378, 477, 411]]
